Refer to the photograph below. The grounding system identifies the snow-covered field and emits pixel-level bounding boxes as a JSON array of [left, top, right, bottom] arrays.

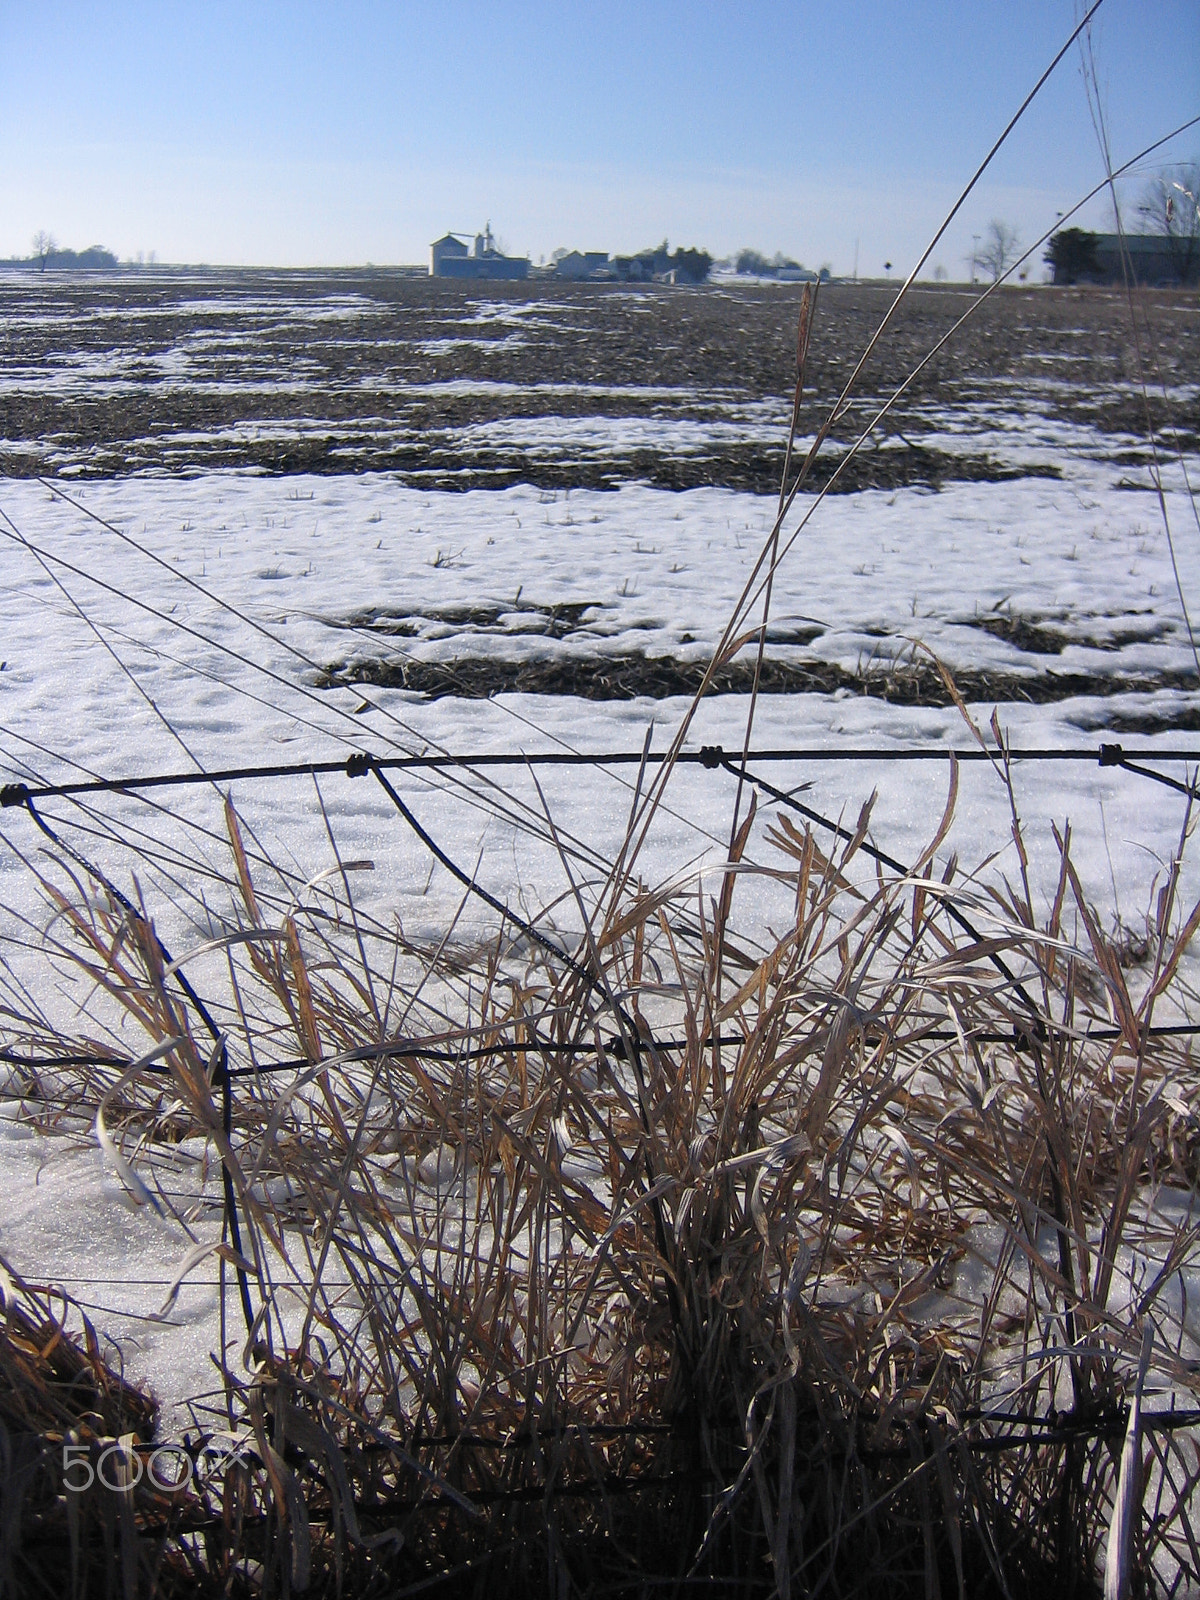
[[1, 456, 1197, 949], [1, 273, 1198, 1444]]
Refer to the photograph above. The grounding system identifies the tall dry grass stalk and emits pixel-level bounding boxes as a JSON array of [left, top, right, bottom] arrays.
[[2, 728, 1198, 1597]]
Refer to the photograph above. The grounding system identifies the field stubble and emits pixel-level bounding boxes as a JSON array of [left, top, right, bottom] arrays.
[[0, 273, 1195, 487]]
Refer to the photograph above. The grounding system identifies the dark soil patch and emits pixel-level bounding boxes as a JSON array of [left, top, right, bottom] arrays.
[[319, 649, 1198, 707], [1072, 703, 1200, 735], [336, 599, 601, 640], [968, 614, 1072, 654], [0, 437, 1061, 496], [407, 445, 1059, 497], [967, 611, 1173, 655], [329, 603, 828, 648], [1, 273, 1193, 485]]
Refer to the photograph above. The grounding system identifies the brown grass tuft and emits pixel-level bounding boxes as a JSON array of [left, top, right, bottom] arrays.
[[2, 739, 1198, 1597]]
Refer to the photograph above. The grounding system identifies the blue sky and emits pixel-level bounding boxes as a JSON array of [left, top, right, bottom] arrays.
[[1, 1, 1196, 274]]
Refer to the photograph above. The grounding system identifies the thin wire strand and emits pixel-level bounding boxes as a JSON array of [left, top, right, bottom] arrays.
[[4, 740, 1196, 805]]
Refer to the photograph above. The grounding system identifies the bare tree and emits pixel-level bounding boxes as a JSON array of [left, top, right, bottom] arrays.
[[31, 230, 56, 272], [976, 220, 1021, 283], [1137, 162, 1199, 284]]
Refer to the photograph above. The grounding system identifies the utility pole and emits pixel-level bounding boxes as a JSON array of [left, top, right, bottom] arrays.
[[971, 234, 980, 284], [853, 237, 859, 282]]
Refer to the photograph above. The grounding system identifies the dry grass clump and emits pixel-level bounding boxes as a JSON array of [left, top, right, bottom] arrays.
[[1, 742, 1198, 1599], [0, 1262, 162, 1596]]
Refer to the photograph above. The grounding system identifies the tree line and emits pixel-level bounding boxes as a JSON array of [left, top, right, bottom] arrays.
[[22, 232, 119, 271]]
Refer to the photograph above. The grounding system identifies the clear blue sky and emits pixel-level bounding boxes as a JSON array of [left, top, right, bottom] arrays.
[[1, 1, 1195, 275]]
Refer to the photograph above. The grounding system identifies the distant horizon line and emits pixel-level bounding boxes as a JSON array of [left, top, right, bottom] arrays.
[[0, 257, 1060, 288]]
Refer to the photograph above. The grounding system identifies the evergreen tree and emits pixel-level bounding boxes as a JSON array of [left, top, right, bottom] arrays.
[[1044, 228, 1100, 285]]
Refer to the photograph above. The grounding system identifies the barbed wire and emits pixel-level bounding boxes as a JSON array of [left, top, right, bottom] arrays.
[[4, 735, 1199, 1349], [5, 731, 1199, 1099], [5, 1012, 1200, 1086], [2, 739, 1196, 810]]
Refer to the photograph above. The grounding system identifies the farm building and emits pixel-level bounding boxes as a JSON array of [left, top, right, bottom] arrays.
[[1047, 229, 1198, 286], [429, 224, 529, 280], [556, 251, 610, 280]]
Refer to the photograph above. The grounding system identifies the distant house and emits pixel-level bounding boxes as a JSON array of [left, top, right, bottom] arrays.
[[555, 251, 610, 281], [612, 254, 656, 283], [1046, 230, 1197, 287], [429, 233, 470, 275], [429, 224, 529, 281], [736, 250, 816, 281], [611, 244, 712, 285]]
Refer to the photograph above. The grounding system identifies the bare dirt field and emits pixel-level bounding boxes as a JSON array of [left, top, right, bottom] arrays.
[[1, 270, 1196, 723], [1, 270, 1195, 489]]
